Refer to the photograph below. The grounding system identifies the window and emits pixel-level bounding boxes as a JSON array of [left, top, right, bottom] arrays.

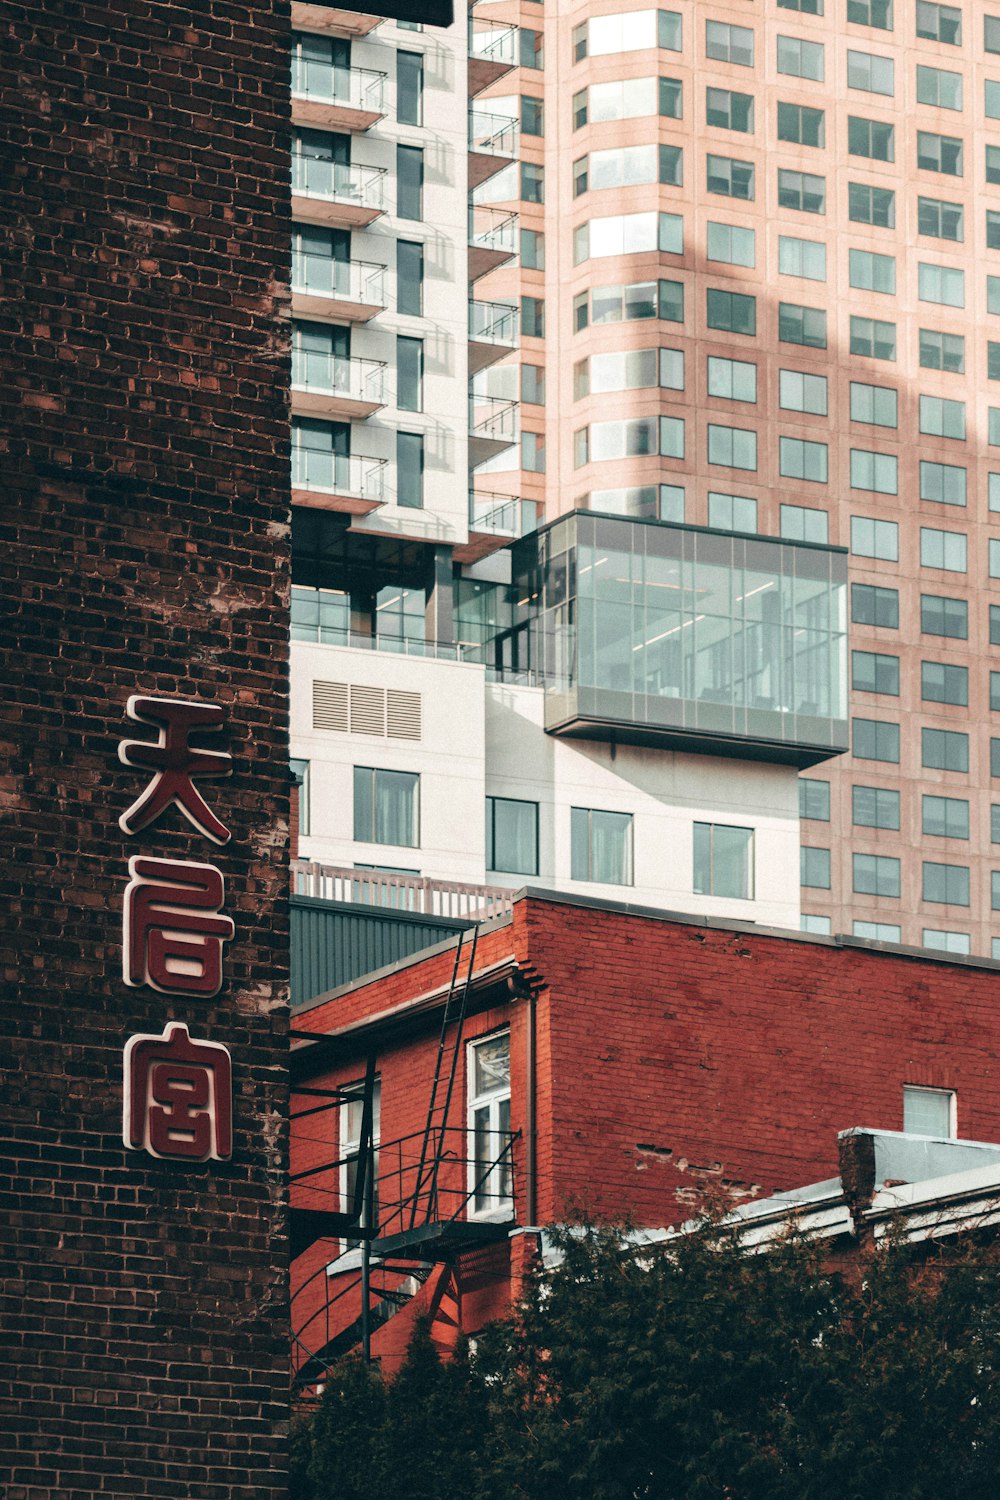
[[990, 277, 1000, 315], [924, 929, 970, 955], [851, 381, 897, 427], [397, 50, 423, 125], [781, 504, 828, 542], [779, 303, 827, 347], [849, 249, 895, 294], [923, 861, 969, 905], [708, 491, 758, 531], [920, 527, 967, 571], [705, 20, 754, 65], [848, 182, 895, 227], [521, 162, 544, 203], [852, 649, 899, 694], [576, 347, 683, 397], [707, 222, 755, 267], [853, 717, 900, 761], [583, 280, 683, 328], [777, 170, 826, 214], [851, 449, 897, 493], [918, 197, 963, 242], [847, 49, 894, 94], [576, 416, 683, 465], [396, 430, 424, 508], [693, 822, 754, 899], [782, 0, 823, 11], [990, 147, 1000, 189], [659, 77, 683, 117], [848, 0, 893, 28], [920, 461, 966, 506], [851, 516, 898, 559], [918, 263, 964, 307], [994, 738, 1000, 777], [587, 484, 684, 522], [919, 396, 965, 440], [800, 779, 830, 820], [916, 1, 961, 43], [853, 785, 900, 828], [993, 604, 1000, 644], [468, 1032, 512, 1217], [777, 35, 824, 80], [521, 94, 543, 135], [917, 132, 963, 176], [989, 13, 1000, 50], [708, 424, 757, 469], [993, 805, 1000, 842], [707, 288, 756, 335], [292, 416, 349, 492], [396, 239, 423, 317], [853, 853, 901, 897], [707, 154, 755, 200], [853, 583, 899, 627], [396, 143, 423, 218], [922, 727, 969, 772], [706, 88, 754, 132], [919, 331, 965, 374], [521, 229, 544, 270], [522, 364, 545, 405], [353, 766, 419, 846], [801, 914, 832, 934], [777, 103, 825, 146], [779, 370, 828, 415], [522, 296, 544, 338], [992, 409, 1000, 446], [707, 357, 757, 402], [850, 316, 896, 360], [521, 431, 545, 473], [570, 807, 633, 884], [290, 759, 310, 837], [396, 336, 422, 412], [780, 436, 828, 482], [922, 661, 968, 706], [917, 65, 962, 109], [486, 796, 538, 875], [848, 116, 894, 162], [575, 209, 683, 262], [992, 671, 1000, 710], [519, 28, 544, 68], [778, 236, 826, 280], [990, 342, 1000, 383], [903, 1085, 955, 1137], [922, 794, 969, 838], [574, 10, 682, 58], [801, 846, 831, 887], [853, 921, 902, 941], [992, 538, 1000, 578], [340, 1075, 380, 1248], [922, 594, 967, 638]]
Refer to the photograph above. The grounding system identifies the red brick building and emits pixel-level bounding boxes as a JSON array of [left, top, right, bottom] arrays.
[[291, 890, 1000, 1381], [2, 4, 290, 1494]]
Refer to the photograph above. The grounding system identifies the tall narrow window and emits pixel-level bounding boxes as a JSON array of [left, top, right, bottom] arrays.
[[290, 759, 310, 837], [468, 1033, 512, 1218], [396, 50, 423, 125], [486, 796, 539, 875], [570, 807, 633, 885], [340, 1076, 381, 1248], [397, 144, 423, 219], [396, 430, 424, 508], [396, 239, 424, 316], [396, 336, 423, 412]]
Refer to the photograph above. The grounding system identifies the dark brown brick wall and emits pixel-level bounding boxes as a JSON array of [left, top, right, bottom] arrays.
[[0, 4, 291, 1495]]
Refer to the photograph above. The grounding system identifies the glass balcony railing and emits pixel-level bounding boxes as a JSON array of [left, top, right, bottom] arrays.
[[292, 257, 386, 308], [292, 156, 387, 212], [469, 205, 518, 258], [292, 453, 387, 502], [470, 492, 537, 539], [469, 298, 519, 348], [292, 64, 387, 114], [469, 108, 519, 160], [469, 394, 518, 445], [468, 18, 518, 66], [292, 354, 386, 406]]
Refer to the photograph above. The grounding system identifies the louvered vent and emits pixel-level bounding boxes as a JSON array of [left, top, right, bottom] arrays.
[[312, 680, 349, 732], [387, 689, 421, 740], [350, 684, 386, 736]]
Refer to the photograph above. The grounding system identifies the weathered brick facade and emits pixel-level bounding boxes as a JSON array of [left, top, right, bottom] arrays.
[[1, 4, 291, 1495], [292, 893, 1000, 1372]]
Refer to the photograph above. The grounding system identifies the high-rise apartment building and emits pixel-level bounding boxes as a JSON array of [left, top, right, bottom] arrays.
[[468, 0, 1000, 956], [288, 0, 850, 936]]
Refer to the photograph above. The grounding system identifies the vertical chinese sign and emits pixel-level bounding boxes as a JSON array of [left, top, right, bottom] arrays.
[[118, 697, 236, 1163]]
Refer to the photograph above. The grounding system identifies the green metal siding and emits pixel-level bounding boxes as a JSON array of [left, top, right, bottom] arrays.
[[291, 895, 471, 1006]]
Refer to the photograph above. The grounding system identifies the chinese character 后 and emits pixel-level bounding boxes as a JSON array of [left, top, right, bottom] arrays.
[[123, 1021, 233, 1162], [119, 696, 232, 845], [123, 856, 235, 997]]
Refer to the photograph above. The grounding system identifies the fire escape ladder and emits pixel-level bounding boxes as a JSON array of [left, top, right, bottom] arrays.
[[408, 924, 480, 1229]]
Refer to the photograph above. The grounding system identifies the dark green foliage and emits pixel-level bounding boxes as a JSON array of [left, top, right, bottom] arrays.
[[296, 1217, 1000, 1500]]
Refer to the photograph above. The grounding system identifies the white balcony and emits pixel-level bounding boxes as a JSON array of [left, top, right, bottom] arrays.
[[291, 3, 383, 38], [469, 394, 518, 468], [292, 157, 387, 228], [292, 258, 387, 324], [292, 453, 388, 516], [468, 18, 517, 96], [469, 297, 519, 374], [292, 64, 387, 131], [468, 108, 519, 190], [469, 205, 518, 283], [292, 354, 387, 419]]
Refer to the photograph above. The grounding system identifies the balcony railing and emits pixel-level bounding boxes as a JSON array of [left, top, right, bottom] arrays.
[[292, 156, 387, 212], [469, 205, 518, 257], [292, 64, 387, 114], [293, 453, 387, 502], [469, 108, 519, 161], [469, 17, 517, 66], [470, 491, 536, 539], [292, 861, 516, 920], [470, 394, 518, 444], [292, 257, 387, 308], [470, 298, 519, 348], [292, 354, 386, 405]]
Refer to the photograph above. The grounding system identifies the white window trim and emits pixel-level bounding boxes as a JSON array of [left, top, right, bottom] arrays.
[[467, 1031, 513, 1222]]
